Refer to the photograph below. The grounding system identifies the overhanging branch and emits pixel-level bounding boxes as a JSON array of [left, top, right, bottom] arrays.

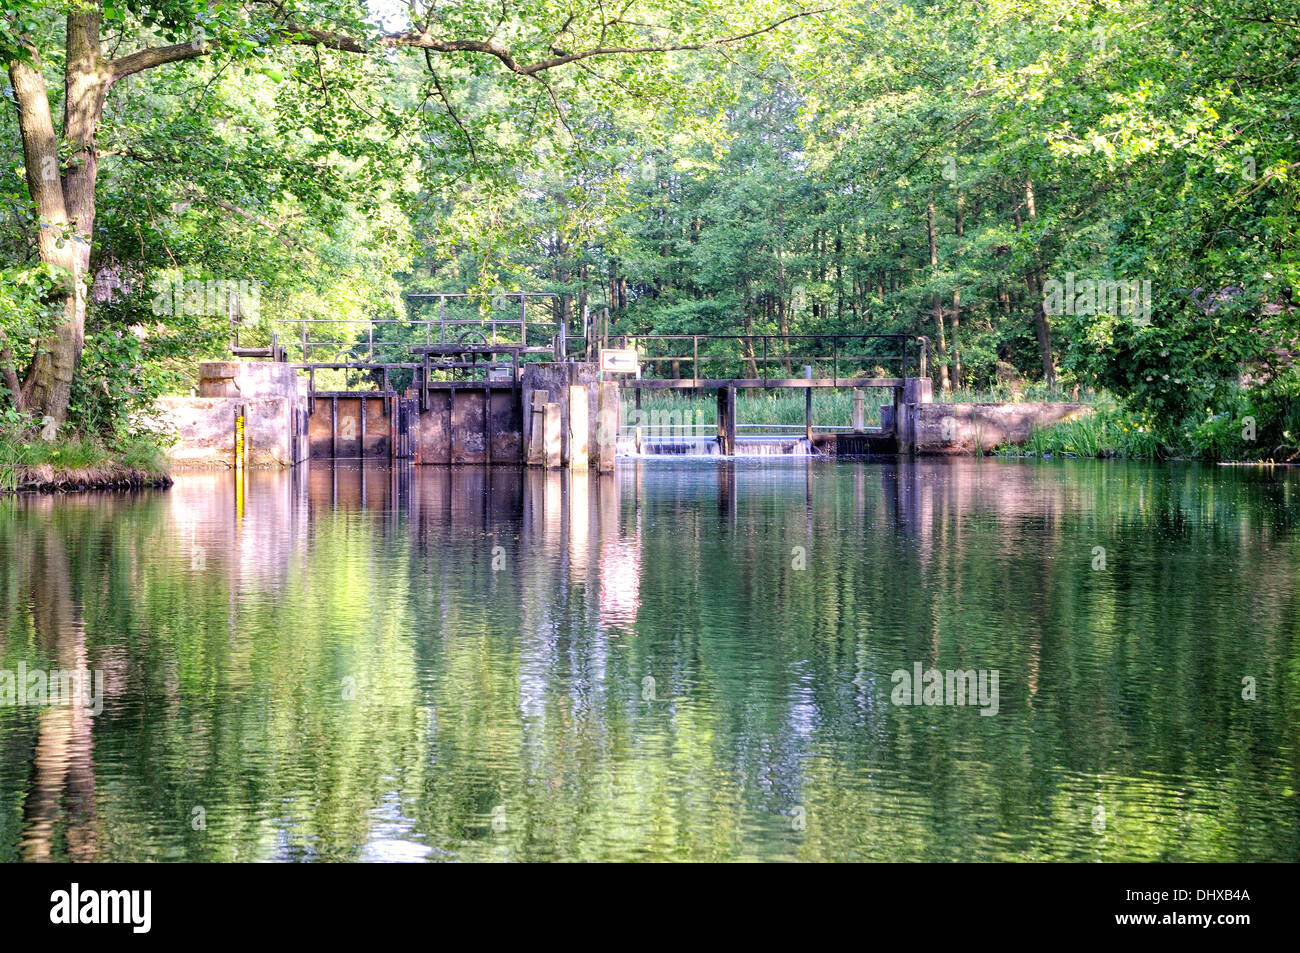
[[107, 8, 829, 83]]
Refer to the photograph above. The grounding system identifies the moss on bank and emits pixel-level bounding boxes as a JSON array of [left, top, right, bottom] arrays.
[[0, 434, 171, 493]]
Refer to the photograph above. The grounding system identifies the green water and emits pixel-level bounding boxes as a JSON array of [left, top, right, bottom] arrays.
[[0, 460, 1297, 862]]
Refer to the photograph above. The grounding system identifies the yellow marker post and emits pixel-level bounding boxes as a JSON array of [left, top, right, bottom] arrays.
[[235, 406, 245, 519]]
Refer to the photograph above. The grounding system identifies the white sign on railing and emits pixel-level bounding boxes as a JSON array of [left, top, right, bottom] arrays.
[[600, 348, 639, 375]]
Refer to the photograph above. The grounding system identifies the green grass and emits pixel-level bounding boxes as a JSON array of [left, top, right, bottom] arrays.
[[1000, 406, 1161, 460], [621, 389, 886, 433], [941, 382, 1097, 404], [0, 431, 170, 492]]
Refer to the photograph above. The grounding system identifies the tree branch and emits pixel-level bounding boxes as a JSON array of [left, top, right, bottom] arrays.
[[295, 10, 828, 75], [109, 40, 213, 82], [0, 347, 24, 409], [424, 50, 477, 165], [108, 9, 828, 83]]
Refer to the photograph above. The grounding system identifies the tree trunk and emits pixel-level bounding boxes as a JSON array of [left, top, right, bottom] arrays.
[[578, 261, 588, 347], [10, 11, 108, 424], [951, 192, 964, 389], [741, 281, 759, 378], [927, 199, 949, 391], [1023, 177, 1055, 389]]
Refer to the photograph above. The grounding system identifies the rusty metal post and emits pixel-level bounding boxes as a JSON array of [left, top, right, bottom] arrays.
[[804, 365, 813, 442], [484, 384, 492, 466]]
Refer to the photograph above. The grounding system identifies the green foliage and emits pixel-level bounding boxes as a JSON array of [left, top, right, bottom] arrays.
[[1009, 407, 1164, 460], [414, 0, 1297, 458], [2, 0, 1295, 459], [0, 264, 60, 401]]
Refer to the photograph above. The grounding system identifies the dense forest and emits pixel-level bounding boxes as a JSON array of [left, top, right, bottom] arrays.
[[2, 0, 1297, 457]]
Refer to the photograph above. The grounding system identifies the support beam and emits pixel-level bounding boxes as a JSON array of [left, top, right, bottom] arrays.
[[892, 386, 907, 453], [804, 366, 813, 442], [544, 401, 562, 469], [717, 385, 737, 456], [596, 381, 619, 472], [568, 385, 589, 470], [484, 385, 492, 466], [634, 388, 643, 455], [527, 390, 549, 466]]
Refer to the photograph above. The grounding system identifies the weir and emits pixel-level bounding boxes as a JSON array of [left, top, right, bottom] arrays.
[[619, 435, 813, 457], [157, 298, 1086, 467]]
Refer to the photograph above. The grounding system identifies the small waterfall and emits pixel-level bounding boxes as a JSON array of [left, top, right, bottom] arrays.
[[735, 437, 811, 456], [618, 435, 812, 457]]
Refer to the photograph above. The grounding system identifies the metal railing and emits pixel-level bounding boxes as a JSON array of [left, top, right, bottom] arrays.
[[232, 302, 929, 390], [606, 333, 926, 383]]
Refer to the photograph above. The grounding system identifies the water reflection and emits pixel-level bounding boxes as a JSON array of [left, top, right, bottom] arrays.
[[0, 458, 1297, 861]]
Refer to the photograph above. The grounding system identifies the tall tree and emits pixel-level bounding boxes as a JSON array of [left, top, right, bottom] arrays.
[[3, 1, 821, 423]]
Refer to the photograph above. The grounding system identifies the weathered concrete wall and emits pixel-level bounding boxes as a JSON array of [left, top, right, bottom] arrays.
[[893, 377, 932, 454], [521, 363, 605, 467], [198, 361, 301, 400], [913, 402, 1092, 454], [157, 362, 308, 467], [155, 396, 305, 467]]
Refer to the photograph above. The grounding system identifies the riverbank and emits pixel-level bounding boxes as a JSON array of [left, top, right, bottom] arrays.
[[998, 405, 1299, 462], [0, 434, 172, 493]]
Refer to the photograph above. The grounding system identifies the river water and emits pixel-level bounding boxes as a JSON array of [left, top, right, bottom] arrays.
[[1, 459, 1296, 861]]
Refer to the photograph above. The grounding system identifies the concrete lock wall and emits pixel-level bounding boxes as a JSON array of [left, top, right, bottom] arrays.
[[911, 402, 1092, 454], [294, 364, 616, 468], [155, 397, 306, 468], [198, 361, 301, 401], [156, 362, 308, 468], [520, 364, 617, 470]]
